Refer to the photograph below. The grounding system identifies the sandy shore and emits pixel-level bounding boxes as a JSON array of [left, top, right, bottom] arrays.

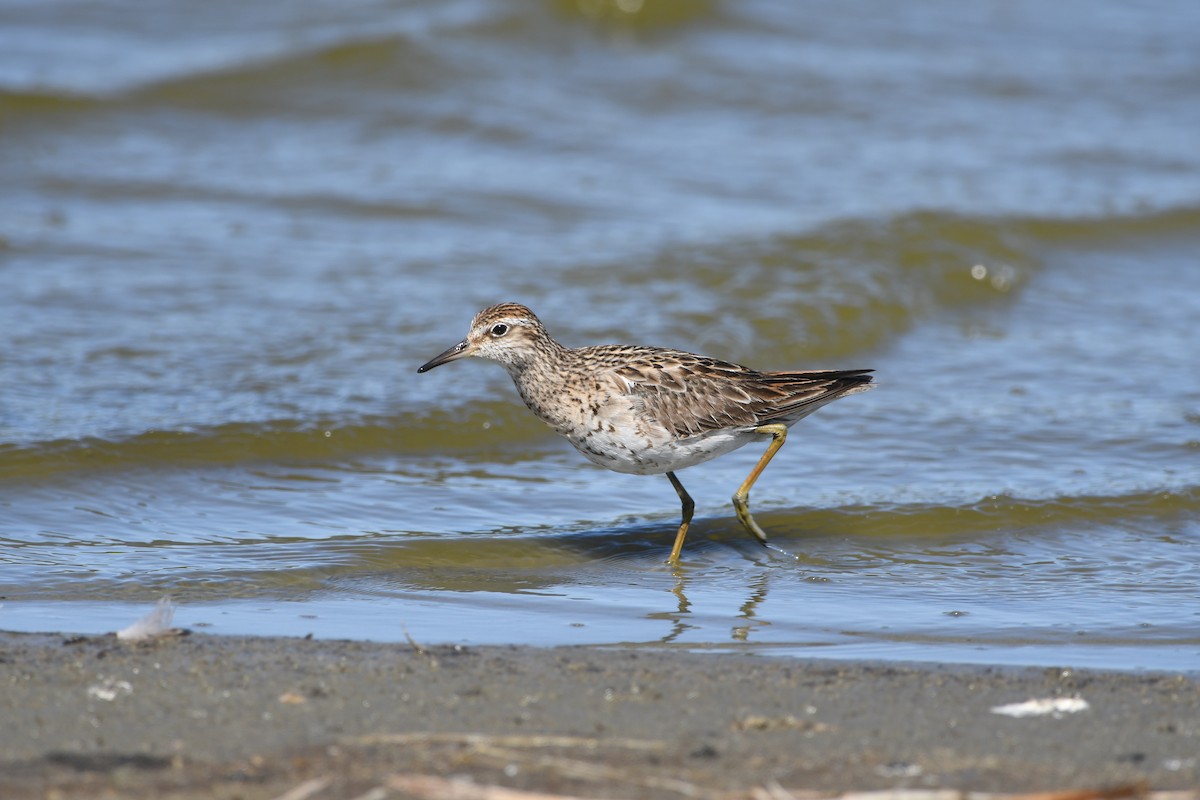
[[1, 630, 1197, 799]]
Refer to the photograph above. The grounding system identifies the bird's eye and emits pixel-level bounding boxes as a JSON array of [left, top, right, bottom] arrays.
[[490, 323, 510, 337]]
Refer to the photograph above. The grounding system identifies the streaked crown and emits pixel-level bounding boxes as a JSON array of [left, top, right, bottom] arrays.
[[463, 303, 555, 367]]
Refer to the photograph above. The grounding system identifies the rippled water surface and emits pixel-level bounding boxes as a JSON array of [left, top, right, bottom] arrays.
[[2, 0, 1199, 671]]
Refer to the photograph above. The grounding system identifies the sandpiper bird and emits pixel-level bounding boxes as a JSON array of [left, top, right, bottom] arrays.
[[417, 303, 873, 564]]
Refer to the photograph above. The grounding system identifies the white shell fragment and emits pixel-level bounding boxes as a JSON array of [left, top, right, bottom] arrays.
[[990, 697, 1090, 718], [86, 678, 133, 701]]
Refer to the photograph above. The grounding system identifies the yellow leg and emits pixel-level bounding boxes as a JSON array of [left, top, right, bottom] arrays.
[[732, 423, 788, 547], [665, 471, 694, 565]]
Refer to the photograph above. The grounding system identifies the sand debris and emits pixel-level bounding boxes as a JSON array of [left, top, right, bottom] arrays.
[[116, 596, 186, 641], [342, 732, 666, 751], [270, 776, 332, 800], [268, 778, 1193, 800], [733, 714, 827, 733]]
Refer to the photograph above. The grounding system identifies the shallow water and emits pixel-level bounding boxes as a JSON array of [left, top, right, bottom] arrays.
[[2, 0, 1199, 671]]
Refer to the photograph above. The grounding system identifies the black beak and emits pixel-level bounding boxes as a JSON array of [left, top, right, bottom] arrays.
[[417, 340, 469, 373]]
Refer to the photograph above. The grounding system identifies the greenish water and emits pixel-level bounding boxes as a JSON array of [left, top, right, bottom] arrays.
[[1, 0, 1198, 670]]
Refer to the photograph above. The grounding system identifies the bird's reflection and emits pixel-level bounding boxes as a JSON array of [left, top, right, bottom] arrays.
[[731, 570, 770, 641], [644, 566, 695, 643], [646, 556, 774, 644]]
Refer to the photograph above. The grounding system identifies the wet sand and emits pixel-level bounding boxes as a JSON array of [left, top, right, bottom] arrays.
[[1, 630, 1197, 799]]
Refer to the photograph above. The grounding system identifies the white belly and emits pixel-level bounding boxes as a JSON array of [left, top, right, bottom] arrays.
[[565, 425, 761, 476]]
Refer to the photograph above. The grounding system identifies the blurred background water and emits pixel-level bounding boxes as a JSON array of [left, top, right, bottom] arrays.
[[1, 0, 1198, 671]]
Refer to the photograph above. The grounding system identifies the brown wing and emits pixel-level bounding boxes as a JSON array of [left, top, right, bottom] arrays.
[[751, 368, 875, 427], [593, 345, 873, 438]]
